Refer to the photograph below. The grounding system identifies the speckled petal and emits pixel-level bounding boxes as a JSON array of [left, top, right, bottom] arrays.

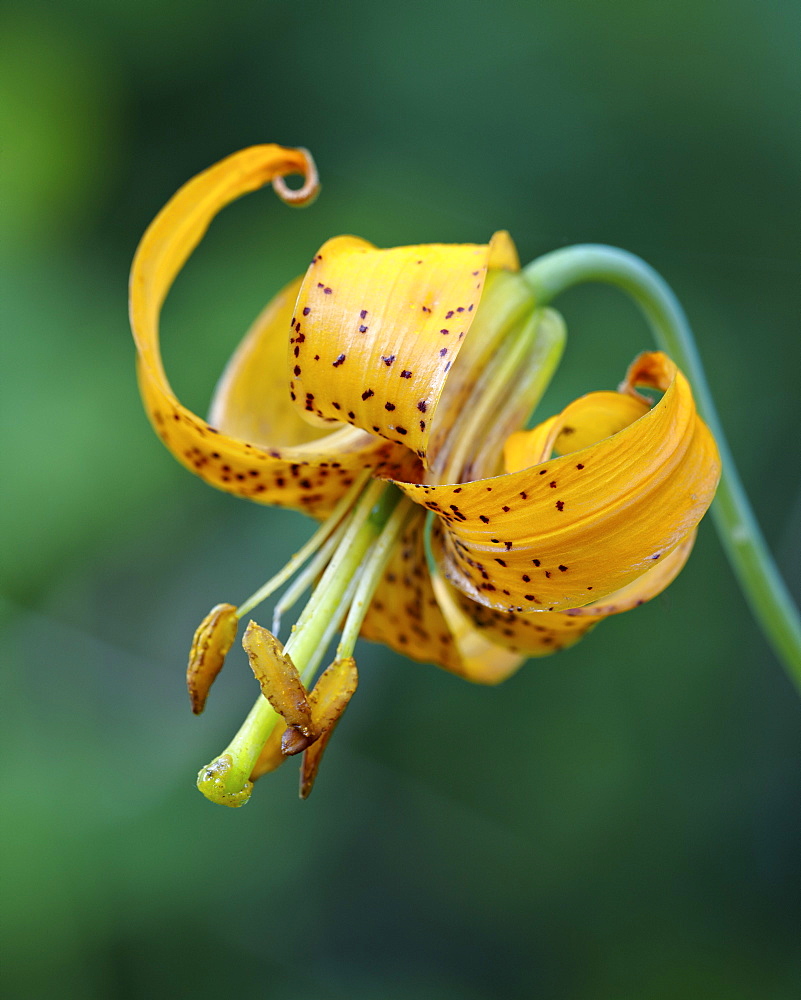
[[504, 392, 650, 473], [208, 275, 335, 449], [438, 576, 596, 658], [562, 528, 697, 618], [441, 530, 697, 654], [289, 232, 518, 465], [358, 512, 522, 684], [395, 352, 720, 613], [130, 144, 415, 518]]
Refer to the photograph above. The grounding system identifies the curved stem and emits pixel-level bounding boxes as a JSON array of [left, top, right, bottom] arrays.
[[524, 244, 801, 691]]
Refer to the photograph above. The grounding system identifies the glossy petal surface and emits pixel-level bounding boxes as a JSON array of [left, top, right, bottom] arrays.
[[359, 512, 524, 683], [130, 144, 414, 518], [395, 352, 720, 613], [290, 232, 517, 464]]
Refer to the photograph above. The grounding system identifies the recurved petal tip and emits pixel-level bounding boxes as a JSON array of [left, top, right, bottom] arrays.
[[271, 147, 320, 206]]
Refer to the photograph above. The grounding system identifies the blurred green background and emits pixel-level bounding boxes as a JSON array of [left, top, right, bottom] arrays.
[[2, 1, 799, 997]]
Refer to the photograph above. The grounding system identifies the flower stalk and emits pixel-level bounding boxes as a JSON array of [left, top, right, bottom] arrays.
[[524, 244, 801, 689]]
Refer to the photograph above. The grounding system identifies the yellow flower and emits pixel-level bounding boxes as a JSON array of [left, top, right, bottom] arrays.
[[130, 145, 721, 804]]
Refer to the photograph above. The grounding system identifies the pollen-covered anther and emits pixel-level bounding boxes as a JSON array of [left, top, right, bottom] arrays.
[[241, 621, 315, 737], [300, 656, 359, 798], [187, 603, 239, 714]]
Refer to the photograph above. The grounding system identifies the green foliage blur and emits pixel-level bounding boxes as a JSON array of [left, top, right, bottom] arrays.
[[2, 1, 799, 997]]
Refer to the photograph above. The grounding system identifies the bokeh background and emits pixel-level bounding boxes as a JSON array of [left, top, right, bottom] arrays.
[[2, 1, 799, 997]]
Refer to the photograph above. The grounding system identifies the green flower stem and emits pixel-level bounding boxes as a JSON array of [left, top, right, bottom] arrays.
[[524, 244, 801, 690], [197, 479, 401, 805]]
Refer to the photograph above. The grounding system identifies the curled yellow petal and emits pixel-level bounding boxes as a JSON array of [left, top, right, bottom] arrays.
[[289, 233, 518, 465], [186, 603, 238, 714], [241, 621, 314, 738], [270, 147, 319, 206], [130, 144, 415, 518], [208, 275, 335, 450], [440, 576, 597, 658], [504, 392, 650, 472], [430, 575, 527, 680], [358, 511, 521, 683], [395, 351, 720, 613], [563, 528, 697, 618], [300, 657, 359, 799], [486, 230, 521, 272], [358, 513, 467, 672]]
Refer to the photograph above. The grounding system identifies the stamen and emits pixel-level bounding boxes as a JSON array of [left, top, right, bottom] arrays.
[[294, 574, 360, 684], [236, 470, 370, 620], [196, 477, 399, 807], [271, 148, 320, 206], [338, 497, 417, 659], [241, 621, 314, 738], [300, 656, 359, 799], [281, 478, 390, 666], [186, 602, 238, 714], [271, 518, 348, 636]]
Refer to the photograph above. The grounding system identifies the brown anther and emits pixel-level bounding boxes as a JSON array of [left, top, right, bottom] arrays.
[[187, 603, 238, 714], [242, 621, 314, 736], [300, 657, 359, 799], [281, 725, 316, 756]]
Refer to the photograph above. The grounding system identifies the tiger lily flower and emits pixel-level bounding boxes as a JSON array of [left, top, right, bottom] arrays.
[[130, 145, 721, 807]]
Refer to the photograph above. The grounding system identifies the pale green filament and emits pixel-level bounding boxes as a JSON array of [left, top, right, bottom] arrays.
[[271, 522, 348, 636], [235, 469, 371, 620], [338, 497, 418, 659], [301, 576, 360, 682]]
